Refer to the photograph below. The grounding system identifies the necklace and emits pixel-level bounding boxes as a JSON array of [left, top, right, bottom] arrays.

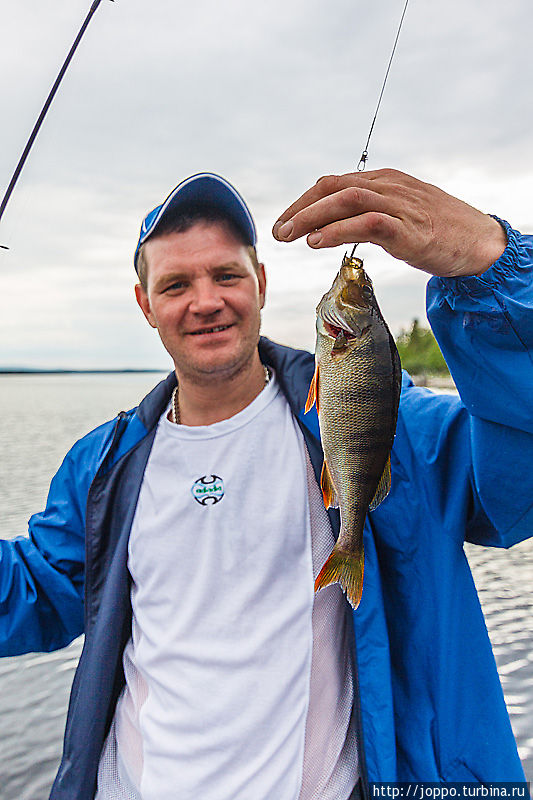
[[171, 365, 271, 425]]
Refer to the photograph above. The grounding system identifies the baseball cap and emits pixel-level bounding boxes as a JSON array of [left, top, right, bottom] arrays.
[[134, 172, 257, 272]]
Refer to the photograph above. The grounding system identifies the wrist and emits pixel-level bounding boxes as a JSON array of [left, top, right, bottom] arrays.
[[463, 215, 508, 277]]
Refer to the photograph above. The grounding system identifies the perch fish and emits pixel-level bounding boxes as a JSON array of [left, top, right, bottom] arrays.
[[305, 254, 402, 609]]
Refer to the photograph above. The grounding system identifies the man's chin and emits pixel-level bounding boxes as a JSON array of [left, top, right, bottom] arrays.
[[174, 349, 257, 384]]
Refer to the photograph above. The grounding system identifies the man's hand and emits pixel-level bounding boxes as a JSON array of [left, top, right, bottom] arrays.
[[272, 169, 507, 278]]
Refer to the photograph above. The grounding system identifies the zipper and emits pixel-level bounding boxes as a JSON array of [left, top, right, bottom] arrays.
[[84, 410, 128, 629]]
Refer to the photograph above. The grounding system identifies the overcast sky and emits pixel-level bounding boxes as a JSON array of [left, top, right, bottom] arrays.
[[1, 0, 532, 368]]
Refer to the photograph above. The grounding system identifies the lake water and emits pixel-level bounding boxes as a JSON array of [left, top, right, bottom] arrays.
[[0, 373, 531, 798]]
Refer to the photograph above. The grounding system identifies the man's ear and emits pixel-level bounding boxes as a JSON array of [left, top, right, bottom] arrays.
[[135, 283, 157, 328], [257, 263, 266, 309]]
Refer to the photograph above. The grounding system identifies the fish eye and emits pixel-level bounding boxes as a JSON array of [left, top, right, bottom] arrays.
[[361, 285, 373, 300]]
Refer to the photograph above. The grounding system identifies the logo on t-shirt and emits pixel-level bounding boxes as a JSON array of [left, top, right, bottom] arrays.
[[191, 475, 225, 506]]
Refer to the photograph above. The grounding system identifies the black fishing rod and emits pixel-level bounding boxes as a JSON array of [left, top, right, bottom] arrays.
[[0, 0, 114, 249]]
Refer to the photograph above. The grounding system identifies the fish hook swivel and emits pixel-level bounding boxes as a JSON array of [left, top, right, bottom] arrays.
[[350, 0, 410, 259]]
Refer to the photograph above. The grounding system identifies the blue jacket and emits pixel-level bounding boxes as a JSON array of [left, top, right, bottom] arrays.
[[1, 221, 531, 798]]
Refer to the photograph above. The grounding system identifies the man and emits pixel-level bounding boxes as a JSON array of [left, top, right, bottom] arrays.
[[0, 170, 531, 799]]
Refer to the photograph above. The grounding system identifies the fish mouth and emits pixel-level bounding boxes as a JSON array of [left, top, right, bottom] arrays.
[[323, 320, 357, 341], [321, 303, 361, 340]]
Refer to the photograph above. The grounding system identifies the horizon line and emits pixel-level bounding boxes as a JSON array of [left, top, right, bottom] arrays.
[[0, 367, 169, 375]]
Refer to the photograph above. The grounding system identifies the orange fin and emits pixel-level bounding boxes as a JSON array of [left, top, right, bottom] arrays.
[[320, 459, 338, 509], [304, 363, 319, 414], [369, 456, 392, 511], [315, 545, 365, 610]]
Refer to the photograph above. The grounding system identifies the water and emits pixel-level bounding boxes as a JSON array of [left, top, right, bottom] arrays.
[[0, 374, 531, 798]]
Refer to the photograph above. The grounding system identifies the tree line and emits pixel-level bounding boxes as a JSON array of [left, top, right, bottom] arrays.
[[395, 319, 450, 377]]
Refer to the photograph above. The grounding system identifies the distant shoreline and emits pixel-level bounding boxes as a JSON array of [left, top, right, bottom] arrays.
[[411, 373, 456, 390], [0, 369, 456, 388], [0, 369, 166, 375]]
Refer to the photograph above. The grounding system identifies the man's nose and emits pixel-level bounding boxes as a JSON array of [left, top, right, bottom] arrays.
[[188, 281, 225, 315]]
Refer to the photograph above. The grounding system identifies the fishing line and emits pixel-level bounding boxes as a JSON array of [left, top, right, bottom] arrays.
[[349, 0, 410, 258], [0, 0, 114, 250]]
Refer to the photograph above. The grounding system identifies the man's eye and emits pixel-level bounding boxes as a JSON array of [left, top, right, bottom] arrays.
[[218, 274, 239, 282], [165, 281, 186, 292]]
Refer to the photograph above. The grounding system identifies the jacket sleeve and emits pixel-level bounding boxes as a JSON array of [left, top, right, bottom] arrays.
[[423, 219, 533, 547], [0, 422, 114, 656]]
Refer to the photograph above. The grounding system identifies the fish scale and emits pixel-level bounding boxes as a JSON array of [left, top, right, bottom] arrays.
[[305, 255, 401, 608]]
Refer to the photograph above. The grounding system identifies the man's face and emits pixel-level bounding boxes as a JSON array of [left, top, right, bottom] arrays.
[[135, 221, 266, 383]]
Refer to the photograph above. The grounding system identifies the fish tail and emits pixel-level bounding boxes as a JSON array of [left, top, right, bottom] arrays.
[[314, 545, 364, 610]]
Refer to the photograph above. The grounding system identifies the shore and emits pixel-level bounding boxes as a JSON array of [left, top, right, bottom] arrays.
[[411, 373, 457, 390]]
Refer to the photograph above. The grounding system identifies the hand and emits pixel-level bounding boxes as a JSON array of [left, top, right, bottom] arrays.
[[272, 169, 507, 277]]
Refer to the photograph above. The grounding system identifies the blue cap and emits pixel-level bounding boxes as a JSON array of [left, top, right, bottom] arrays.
[[134, 172, 257, 272]]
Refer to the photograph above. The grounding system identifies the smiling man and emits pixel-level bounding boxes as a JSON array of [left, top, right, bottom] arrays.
[[95, 176, 361, 800], [134, 207, 267, 425], [0, 171, 532, 800]]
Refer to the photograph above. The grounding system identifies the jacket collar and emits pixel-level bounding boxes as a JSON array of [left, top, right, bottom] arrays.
[[135, 370, 177, 430], [134, 337, 316, 433]]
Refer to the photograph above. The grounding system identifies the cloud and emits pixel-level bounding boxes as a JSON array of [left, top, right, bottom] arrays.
[[1, 0, 532, 366]]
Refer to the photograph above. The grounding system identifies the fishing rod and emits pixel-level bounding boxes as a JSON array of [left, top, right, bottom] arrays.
[[349, 0, 410, 259], [0, 0, 115, 250]]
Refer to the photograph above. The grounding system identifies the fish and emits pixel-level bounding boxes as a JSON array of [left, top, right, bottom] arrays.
[[305, 254, 402, 609]]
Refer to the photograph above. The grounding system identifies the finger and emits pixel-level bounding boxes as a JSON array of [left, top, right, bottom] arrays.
[[274, 186, 401, 243], [272, 171, 388, 237], [273, 175, 359, 236], [272, 169, 410, 239], [303, 212, 404, 253]]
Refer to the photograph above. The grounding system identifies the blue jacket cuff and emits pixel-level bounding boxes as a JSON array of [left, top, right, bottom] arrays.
[[429, 218, 532, 300]]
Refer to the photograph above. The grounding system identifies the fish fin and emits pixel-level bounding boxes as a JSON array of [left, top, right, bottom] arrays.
[[320, 459, 338, 509], [304, 363, 319, 414], [315, 545, 365, 610], [368, 455, 392, 511]]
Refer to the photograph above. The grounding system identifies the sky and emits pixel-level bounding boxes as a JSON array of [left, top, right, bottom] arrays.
[[1, 0, 532, 369]]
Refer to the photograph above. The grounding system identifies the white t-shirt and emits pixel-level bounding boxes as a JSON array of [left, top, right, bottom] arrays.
[[96, 373, 359, 800]]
